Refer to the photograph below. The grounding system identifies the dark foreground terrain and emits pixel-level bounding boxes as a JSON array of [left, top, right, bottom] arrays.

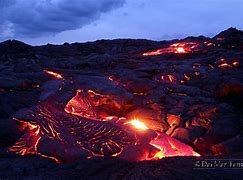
[[1, 152, 243, 179], [0, 28, 243, 179]]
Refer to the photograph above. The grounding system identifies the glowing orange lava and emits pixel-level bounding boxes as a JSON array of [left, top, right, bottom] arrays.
[[143, 49, 165, 56], [64, 89, 97, 119], [10, 90, 200, 163], [124, 119, 149, 130], [216, 37, 225, 41], [124, 118, 200, 160], [149, 133, 200, 159], [218, 63, 232, 68], [216, 58, 240, 69], [232, 60, 240, 67], [9, 118, 60, 163], [175, 47, 186, 53], [204, 41, 216, 47], [44, 70, 63, 79], [143, 42, 199, 56], [161, 74, 177, 83]]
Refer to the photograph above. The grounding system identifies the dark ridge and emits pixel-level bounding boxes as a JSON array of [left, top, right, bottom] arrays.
[[214, 27, 243, 39], [0, 40, 33, 54]]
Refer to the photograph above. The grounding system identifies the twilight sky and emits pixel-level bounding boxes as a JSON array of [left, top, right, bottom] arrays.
[[0, 0, 243, 45]]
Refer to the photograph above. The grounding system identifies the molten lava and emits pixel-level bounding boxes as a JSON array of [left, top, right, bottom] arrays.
[[175, 47, 186, 53], [123, 118, 200, 160], [160, 74, 177, 83], [10, 89, 200, 163], [124, 119, 149, 130], [9, 118, 60, 163], [143, 42, 200, 56], [232, 60, 240, 67], [150, 133, 200, 159], [218, 63, 232, 69], [44, 70, 63, 79], [204, 41, 216, 47], [64, 89, 98, 119], [216, 58, 240, 69]]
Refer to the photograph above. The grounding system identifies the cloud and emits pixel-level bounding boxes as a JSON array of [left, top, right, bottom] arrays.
[[0, 0, 125, 38]]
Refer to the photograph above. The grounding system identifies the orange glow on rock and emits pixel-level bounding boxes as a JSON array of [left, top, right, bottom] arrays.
[[175, 47, 186, 53], [218, 63, 232, 68], [232, 60, 240, 67], [124, 119, 149, 130], [216, 37, 225, 41], [143, 49, 165, 56], [44, 70, 63, 79], [143, 42, 199, 56], [149, 133, 200, 160], [123, 118, 200, 160], [64, 89, 97, 119], [216, 58, 240, 69], [9, 119, 60, 163], [153, 151, 165, 159], [10, 90, 201, 163], [160, 74, 177, 83]]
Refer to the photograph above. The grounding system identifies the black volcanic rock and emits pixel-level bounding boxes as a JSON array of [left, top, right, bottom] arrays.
[[213, 27, 243, 47], [214, 27, 243, 40], [0, 40, 33, 54], [0, 118, 21, 147], [0, 28, 243, 179]]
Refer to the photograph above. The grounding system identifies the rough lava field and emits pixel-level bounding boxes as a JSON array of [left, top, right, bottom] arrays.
[[0, 28, 243, 179]]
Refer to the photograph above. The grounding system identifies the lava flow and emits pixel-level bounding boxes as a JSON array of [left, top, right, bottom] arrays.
[[143, 42, 200, 56], [216, 58, 240, 69], [124, 119, 200, 160], [44, 70, 63, 79], [160, 74, 177, 83], [9, 87, 200, 163], [124, 119, 149, 130]]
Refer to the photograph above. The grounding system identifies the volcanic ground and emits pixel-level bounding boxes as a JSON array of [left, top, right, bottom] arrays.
[[0, 28, 243, 179]]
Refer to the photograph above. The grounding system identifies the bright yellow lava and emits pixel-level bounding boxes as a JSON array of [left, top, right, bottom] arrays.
[[44, 70, 63, 79], [125, 119, 149, 130], [153, 151, 165, 159], [176, 47, 186, 53]]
